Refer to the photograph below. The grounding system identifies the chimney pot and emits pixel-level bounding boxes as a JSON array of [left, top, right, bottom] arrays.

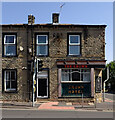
[[28, 15, 35, 25], [52, 13, 59, 24]]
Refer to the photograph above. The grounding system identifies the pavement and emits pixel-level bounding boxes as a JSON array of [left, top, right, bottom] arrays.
[[37, 98, 113, 111], [0, 97, 114, 112]]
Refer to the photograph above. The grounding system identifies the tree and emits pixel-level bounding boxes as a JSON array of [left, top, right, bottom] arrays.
[[102, 61, 115, 93]]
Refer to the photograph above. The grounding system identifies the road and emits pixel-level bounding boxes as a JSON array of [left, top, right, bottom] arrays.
[[1, 109, 113, 118]]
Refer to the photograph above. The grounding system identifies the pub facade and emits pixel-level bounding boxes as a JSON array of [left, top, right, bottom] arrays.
[[2, 13, 106, 103]]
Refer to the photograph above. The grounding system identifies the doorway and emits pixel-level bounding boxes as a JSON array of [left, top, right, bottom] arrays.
[[37, 70, 48, 98]]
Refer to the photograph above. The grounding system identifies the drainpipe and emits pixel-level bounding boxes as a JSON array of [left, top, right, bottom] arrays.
[[31, 23, 34, 106], [103, 66, 109, 102], [26, 25, 31, 101]]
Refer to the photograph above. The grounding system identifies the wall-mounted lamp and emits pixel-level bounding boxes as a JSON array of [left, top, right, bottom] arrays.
[[29, 48, 32, 53], [19, 46, 24, 52]]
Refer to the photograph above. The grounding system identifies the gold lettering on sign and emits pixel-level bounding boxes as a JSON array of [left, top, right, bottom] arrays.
[[67, 85, 85, 95], [72, 86, 74, 89], [78, 86, 80, 89], [75, 90, 77, 94], [72, 90, 74, 93], [78, 90, 80, 93], [69, 86, 71, 89], [75, 86, 77, 89], [68, 90, 71, 94]]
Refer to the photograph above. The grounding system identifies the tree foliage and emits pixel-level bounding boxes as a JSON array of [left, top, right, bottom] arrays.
[[102, 61, 115, 92]]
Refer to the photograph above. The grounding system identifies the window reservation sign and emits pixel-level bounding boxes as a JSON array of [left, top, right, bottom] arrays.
[[61, 83, 91, 97]]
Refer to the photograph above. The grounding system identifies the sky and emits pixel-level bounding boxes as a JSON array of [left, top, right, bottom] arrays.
[[2, 2, 113, 64]]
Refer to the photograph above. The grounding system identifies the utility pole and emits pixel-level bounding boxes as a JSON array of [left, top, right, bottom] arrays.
[[32, 57, 37, 107], [103, 66, 109, 102], [32, 69, 35, 107]]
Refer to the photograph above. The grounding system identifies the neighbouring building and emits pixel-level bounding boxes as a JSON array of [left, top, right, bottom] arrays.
[[1, 13, 106, 103]]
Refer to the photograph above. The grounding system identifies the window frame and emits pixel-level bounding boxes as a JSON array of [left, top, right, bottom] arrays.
[[2, 33, 17, 57], [69, 35, 80, 55], [69, 35, 80, 45], [67, 33, 81, 56], [4, 35, 16, 44], [3, 69, 17, 92], [37, 35, 48, 44], [36, 34, 49, 56], [61, 68, 90, 83]]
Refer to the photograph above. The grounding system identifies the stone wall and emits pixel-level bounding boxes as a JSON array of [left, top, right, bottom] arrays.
[[2, 26, 29, 101], [33, 26, 105, 59], [2, 25, 106, 101], [94, 69, 103, 103]]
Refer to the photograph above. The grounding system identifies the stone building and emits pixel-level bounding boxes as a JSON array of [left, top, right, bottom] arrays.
[[2, 13, 106, 103]]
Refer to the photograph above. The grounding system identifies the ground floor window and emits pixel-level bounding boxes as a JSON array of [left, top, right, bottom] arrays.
[[61, 69, 90, 82], [3, 69, 17, 92], [61, 68, 91, 97]]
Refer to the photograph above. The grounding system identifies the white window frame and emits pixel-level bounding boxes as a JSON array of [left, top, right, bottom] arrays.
[[61, 68, 90, 83], [69, 35, 80, 55], [37, 35, 48, 44], [36, 35, 48, 56], [4, 35, 16, 56], [4, 35, 16, 44], [4, 70, 16, 91]]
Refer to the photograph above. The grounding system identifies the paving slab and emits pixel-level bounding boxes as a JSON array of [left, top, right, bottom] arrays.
[[38, 102, 75, 110], [58, 102, 66, 106]]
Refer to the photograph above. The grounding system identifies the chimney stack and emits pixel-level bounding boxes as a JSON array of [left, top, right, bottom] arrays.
[[28, 15, 35, 25], [52, 13, 59, 24]]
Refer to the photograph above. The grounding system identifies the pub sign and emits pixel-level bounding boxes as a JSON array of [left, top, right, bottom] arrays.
[[61, 83, 91, 97]]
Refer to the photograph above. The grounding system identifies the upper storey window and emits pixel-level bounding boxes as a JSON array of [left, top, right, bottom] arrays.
[[4, 35, 16, 56], [68, 35, 80, 55], [36, 35, 48, 56]]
